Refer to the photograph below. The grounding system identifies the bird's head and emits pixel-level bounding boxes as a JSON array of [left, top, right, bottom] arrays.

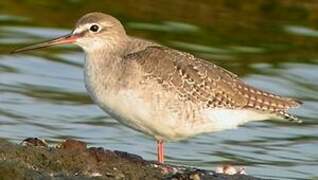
[[12, 12, 128, 54]]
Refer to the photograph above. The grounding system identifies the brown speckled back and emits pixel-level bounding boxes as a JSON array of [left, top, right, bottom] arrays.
[[125, 46, 302, 122]]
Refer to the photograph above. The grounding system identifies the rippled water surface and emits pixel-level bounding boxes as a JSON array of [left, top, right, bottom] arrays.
[[1, 1, 318, 179]]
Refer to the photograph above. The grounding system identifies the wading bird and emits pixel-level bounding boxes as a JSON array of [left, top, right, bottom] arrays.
[[12, 12, 302, 163]]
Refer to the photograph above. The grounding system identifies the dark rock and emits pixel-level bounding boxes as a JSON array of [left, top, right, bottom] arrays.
[[88, 147, 116, 162], [21, 137, 48, 148], [114, 150, 144, 162], [165, 168, 259, 180], [59, 139, 87, 151], [0, 138, 263, 180]]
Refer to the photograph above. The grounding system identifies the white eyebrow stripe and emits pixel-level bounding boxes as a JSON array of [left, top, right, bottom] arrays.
[[73, 22, 111, 35], [73, 26, 86, 34]]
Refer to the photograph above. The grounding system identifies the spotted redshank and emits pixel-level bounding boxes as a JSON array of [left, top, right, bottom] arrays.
[[12, 12, 302, 164]]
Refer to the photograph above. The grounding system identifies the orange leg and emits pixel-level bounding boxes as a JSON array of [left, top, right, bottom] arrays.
[[157, 140, 164, 163]]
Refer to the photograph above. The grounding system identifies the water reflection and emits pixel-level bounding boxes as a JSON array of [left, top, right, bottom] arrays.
[[0, 0, 318, 179]]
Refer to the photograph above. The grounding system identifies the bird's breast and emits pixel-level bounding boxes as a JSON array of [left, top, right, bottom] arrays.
[[83, 63, 200, 140], [84, 60, 161, 136]]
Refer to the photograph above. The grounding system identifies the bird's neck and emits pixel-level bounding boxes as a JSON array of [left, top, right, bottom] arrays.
[[84, 34, 129, 74], [85, 50, 126, 89]]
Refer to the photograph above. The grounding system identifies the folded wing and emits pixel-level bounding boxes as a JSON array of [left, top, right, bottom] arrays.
[[125, 46, 302, 122]]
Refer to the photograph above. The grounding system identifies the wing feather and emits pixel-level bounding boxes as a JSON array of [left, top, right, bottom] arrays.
[[125, 46, 301, 121]]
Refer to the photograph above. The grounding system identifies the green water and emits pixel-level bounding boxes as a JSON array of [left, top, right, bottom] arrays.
[[0, 1, 317, 179]]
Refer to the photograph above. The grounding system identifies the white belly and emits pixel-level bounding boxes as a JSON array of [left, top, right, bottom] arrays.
[[87, 84, 274, 141], [200, 108, 274, 131], [87, 87, 184, 139]]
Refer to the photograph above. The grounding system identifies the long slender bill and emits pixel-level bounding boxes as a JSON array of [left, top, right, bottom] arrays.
[[11, 34, 79, 54]]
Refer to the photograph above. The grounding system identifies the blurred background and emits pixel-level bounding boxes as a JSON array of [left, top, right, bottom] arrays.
[[0, 0, 318, 179]]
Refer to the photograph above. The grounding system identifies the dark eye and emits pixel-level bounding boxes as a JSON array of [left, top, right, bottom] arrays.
[[89, 24, 100, 32]]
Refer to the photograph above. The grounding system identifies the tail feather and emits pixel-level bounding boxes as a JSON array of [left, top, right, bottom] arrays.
[[239, 84, 302, 123], [276, 111, 302, 123], [238, 81, 302, 110]]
